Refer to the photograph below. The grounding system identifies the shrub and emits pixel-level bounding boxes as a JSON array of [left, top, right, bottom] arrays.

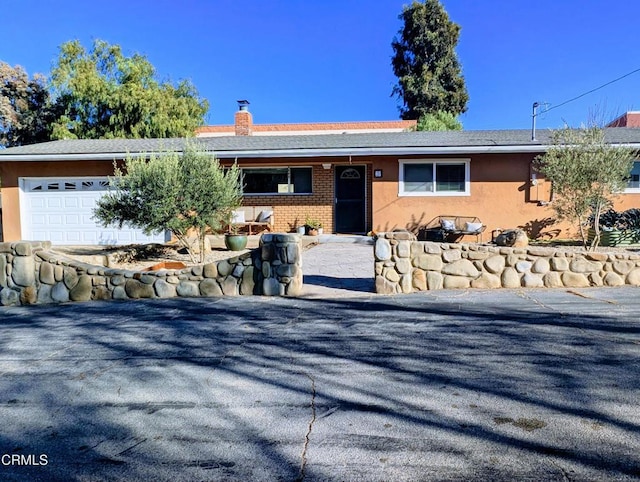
[[535, 125, 637, 250], [94, 142, 242, 263]]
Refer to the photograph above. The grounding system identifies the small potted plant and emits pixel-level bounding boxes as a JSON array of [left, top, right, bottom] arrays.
[[224, 210, 248, 251], [305, 216, 323, 236]]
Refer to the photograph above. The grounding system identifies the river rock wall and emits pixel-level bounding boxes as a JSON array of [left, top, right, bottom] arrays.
[[374, 232, 640, 294], [0, 234, 302, 306]]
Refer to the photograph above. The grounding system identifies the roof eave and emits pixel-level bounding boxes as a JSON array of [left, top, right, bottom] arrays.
[[0, 144, 555, 162]]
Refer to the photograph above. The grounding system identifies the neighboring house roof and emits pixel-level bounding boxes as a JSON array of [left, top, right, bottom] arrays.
[[2, 128, 640, 161], [607, 112, 640, 128], [196, 120, 417, 137], [197, 102, 417, 137]]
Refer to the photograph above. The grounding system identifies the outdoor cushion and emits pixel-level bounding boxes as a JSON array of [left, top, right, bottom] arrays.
[[465, 221, 483, 233], [257, 210, 273, 222], [231, 210, 245, 224], [441, 219, 456, 231]]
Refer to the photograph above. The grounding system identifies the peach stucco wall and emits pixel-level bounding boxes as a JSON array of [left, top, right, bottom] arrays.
[[371, 153, 640, 241]]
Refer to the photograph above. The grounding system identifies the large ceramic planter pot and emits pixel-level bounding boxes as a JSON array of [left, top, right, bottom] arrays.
[[587, 228, 640, 246], [225, 234, 248, 251]]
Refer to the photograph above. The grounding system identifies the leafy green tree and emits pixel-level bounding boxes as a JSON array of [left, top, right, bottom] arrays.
[[391, 0, 469, 120], [416, 110, 462, 131], [534, 126, 637, 250], [93, 143, 242, 263], [50, 39, 208, 140], [0, 62, 55, 147]]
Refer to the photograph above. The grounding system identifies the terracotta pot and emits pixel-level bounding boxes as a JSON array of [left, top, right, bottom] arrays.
[[144, 261, 187, 271], [306, 228, 319, 236]]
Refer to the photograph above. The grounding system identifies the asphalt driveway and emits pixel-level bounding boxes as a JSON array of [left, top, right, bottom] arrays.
[[1, 287, 639, 481]]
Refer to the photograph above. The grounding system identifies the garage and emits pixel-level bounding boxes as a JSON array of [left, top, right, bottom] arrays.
[[19, 177, 169, 245]]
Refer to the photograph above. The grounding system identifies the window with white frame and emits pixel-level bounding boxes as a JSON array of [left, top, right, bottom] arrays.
[[242, 167, 312, 194], [626, 161, 640, 191], [398, 159, 470, 196]]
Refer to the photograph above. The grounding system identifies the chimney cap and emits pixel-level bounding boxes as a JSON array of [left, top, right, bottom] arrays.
[[237, 100, 250, 111]]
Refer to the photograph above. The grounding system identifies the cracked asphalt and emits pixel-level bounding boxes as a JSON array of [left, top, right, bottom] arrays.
[[0, 242, 639, 481]]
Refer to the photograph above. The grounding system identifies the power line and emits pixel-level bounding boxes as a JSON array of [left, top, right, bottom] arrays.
[[540, 66, 640, 115]]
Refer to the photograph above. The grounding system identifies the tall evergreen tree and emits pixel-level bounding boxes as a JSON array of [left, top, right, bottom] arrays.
[[391, 0, 469, 120], [416, 110, 462, 131]]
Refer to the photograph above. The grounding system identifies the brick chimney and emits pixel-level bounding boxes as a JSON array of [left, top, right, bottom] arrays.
[[235, 100, 253, 136]]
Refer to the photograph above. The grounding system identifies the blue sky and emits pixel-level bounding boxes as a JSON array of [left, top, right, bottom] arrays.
[[3, 0, 640, 130]]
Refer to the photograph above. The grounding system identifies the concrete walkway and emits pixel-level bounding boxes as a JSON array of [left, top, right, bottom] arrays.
[[301, 236, 374, 298]]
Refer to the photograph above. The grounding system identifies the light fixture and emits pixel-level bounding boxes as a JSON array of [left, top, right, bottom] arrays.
[[374, 169, 383, 178], [322, 163, 331, 170]]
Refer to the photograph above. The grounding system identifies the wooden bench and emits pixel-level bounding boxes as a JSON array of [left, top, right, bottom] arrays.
[[419, 215, 486, 243], [230, 206, 274, 235]]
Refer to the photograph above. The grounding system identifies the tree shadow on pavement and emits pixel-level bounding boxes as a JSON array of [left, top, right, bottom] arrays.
[[1, 290, 639, 480], [302, 275, 374, 293]]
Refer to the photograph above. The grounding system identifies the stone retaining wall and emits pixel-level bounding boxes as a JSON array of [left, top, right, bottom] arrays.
[[374, 232, 640, 294], [0, 234, 302, 306]]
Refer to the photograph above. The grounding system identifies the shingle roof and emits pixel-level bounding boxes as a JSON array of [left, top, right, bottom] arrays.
[[2, 128, 640, 158]]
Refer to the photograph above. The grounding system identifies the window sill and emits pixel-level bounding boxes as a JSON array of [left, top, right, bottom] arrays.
[[398, 191, 470, 197]]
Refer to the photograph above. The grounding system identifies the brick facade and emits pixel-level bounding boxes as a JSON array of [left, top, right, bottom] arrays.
[[240, 165, 336, 233], [235, 163, 374, 234]]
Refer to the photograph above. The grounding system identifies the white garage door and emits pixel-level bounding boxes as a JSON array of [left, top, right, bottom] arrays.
[[20, 177, 169, 245]]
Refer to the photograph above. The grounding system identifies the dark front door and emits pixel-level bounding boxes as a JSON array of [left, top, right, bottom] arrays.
[[335, 165, 366, 233]]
